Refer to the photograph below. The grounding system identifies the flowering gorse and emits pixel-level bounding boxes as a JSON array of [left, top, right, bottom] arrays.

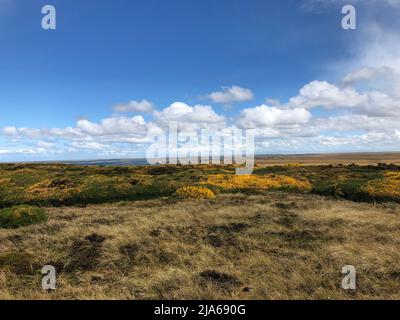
[[203, 174, 311, 191], [175, 186, 216, 199], [362, 171, 400, 199]]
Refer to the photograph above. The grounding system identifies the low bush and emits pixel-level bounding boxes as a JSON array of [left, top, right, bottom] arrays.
[[175, 186, 215, 199], [203, 174, 311, 192], [0, 205, 47, 229], [361, 171, 400, 202]]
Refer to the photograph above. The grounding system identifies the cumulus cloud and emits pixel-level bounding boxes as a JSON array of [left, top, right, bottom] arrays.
[[207, 86, 254, 104], [0, 102, 228, 158], [3, 126, 18, 136], [289, 81, 366, 109], [254, 20, 400, 150], [154, 102, 226, 130], [237, 105, 311, 129], [77, 116, 147, 136], [5, 115, 148, 140], [288, 80, 400, 117]]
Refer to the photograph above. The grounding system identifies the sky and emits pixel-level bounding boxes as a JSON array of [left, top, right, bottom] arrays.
[[1, 0, 400, 161]]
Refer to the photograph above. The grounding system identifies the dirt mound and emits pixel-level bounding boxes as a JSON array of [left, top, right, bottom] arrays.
[[207, 222, 249, 234], [199, 270, 242, 288], [119, 243, 140, 257], [204, 223, 249, 249], [47, 178, 74, 189], [64, 233, 106, 272]]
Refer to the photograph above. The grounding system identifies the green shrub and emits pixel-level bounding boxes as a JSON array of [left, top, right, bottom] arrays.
[[0, 205, 47, 229], [312, 182, 343, 198]]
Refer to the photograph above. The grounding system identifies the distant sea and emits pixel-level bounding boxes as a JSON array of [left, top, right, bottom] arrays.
[[59, 156, 251, 167], [61, 158, 150, 166]]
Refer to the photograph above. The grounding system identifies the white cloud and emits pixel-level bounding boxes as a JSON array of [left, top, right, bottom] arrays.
[[154, 102, 226, 130], [112, 100, 154, 113], [154, 102, 192, 121], [255, 130, 400, 154], [77, 116, 147, 136], [4, 115, 149, 143], [76, 120, 102, 135], [360, 91, 400, 117], [207, 86, 254, 104], [0, 102, 228, 158], [300, 0, 400, 11], [288, 80, 400, 117], [69, 141, 109, 150], [342, 66, 395, 85], [37, 141, 55, 148], [3, 126, 18, 136], [289, 81, 366, 109], [16, 128, 43, 139], [313, 114, 400, 134], [237, 105, 311, 129]]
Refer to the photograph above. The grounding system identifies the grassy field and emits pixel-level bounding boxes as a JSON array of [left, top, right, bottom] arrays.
[[257, 152, 400, 166], [0, 162, 399, 299]]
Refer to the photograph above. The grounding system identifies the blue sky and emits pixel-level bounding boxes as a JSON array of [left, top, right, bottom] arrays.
[[1, 0, 400, 161]]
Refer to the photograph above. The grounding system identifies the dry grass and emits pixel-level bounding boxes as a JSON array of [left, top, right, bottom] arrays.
[[256, 152, 400, 166], [0, 192, 399, 300]]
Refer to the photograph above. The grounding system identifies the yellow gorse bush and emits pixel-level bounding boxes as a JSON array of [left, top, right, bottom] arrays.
[[27, 178, 81, 200], [203, 174, 311, 191], [362, 171, 400, 199], [175, 186, 215, 199]]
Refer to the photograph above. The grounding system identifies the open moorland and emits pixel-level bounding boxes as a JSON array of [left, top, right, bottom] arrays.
[[0, 160, 400, 299], [256, 152, 400, 166]]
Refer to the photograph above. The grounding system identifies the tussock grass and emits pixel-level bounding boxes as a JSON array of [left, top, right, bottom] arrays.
[[0, 192, 399, 299], [0, 163, 400, 299]]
